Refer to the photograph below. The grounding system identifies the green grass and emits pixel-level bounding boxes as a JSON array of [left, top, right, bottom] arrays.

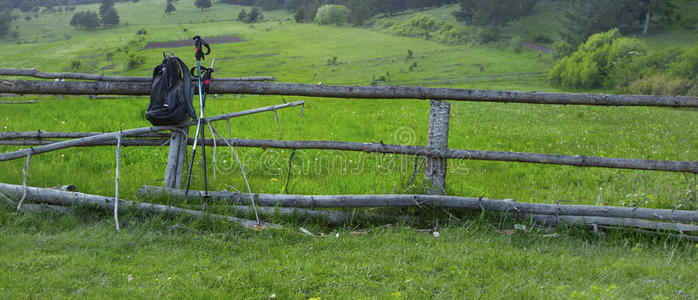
[[1, 206, 697, 299], [0, 0, 697, 298]]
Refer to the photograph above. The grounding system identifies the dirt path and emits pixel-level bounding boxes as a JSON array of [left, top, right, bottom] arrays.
[[144, 36, 244, 49]]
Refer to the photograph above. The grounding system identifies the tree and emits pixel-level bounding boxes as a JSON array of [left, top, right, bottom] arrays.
[[453, 0, 536, 26], [238, 8, 247, 22], [194, 0, 211, 11], [294, 6, 306, 23], [247, 6, 262, 23], [558, 0, 635, 48], [637, 0, 676, 35], [70, 11, 100, 30], [315, 4, 349, 25], [100, 0, 119, 26], [0, 9, 10, 37], [165, 0, 175, 13]]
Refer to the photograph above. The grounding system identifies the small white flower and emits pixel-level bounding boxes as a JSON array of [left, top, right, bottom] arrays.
[[432, 231, 440, 238], [335, 233, 340, 238], [270, 294, 276, 298], [127, 274, 133, 282]]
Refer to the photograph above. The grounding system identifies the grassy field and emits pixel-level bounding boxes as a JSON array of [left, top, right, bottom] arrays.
[[0, 0, 697, 298]]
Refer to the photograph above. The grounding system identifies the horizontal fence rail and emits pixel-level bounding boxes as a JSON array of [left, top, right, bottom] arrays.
[[1, 79, 697, 107], [2, 133, 696, 173], [0, 68, 275, 82]]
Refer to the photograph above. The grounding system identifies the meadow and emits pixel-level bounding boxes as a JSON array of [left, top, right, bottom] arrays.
[[0, 0, 697, 298]]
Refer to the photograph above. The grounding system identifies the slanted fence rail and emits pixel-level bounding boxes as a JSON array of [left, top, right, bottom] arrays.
[[0, 70, 696, 236]]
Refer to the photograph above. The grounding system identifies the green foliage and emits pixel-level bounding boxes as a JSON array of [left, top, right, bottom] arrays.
[[165, 0, 175, 13], [194, 0, 211, 11], [616, 45, 698, 96], [550, 29, 647, 89], [246, 6, 262, 23], [126, 55, 145, 69], [552, 28, 697, 95], [293, 6, 306, 23], [0, 9, 10, 36], [559, 0, 677, 47], [389, 14, 470, 45], [99, 0, 119, 26], [453, 0, 536, 26], [533, 33, 552, 44], [238, 8, 247, 22], [314, 4, 349, 26], [70, 11, 100, 30]]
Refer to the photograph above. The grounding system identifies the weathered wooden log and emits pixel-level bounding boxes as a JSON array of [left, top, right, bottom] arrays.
[[164, 128, 188, 189], [139, 186, 698, 224], [515, 213, 698, 233], [0, 101, 304, 162], [229, 205, 419, 226], [0, 131, 169, 139], [0, 125, 177, 162], [3, 136, 697, 173], [0, 100, 37, 104], [425, 100, 450, 194], [1, 79, 696, 107], [0, 183, 279, 230], [0, 68, 275, 82]]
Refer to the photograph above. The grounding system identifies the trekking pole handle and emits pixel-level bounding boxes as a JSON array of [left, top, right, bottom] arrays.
[[192, 35, 211, 60]]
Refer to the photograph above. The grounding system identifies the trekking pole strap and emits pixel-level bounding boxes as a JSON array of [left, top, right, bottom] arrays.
[[192, 35, 211, 61]]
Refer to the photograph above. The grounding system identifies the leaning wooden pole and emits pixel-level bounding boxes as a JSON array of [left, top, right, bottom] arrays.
[[1, 80, 696, 107], [0, 183, 279, 230], [139, 186, 698, 224], [3, 136, 697, 173], [0, 101, 304, 162]]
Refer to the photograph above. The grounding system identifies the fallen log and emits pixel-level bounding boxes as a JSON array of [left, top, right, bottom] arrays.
[[139, 186, 698, 224], [516, 213, 698, 233], [0, 100, 37, 104], [1, 80, 696, 107], [0, 183, 279, 230], [228, 205, 419, 226], [0, 68, 275, 82], [0, 101, 304, 162]]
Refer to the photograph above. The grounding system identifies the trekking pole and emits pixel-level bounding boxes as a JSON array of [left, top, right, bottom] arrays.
[[183, 36, 211, 200]]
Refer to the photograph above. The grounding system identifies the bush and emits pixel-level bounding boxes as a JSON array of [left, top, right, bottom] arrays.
[[315, 4, 348, 25], [512, 37, 524, 53], [474, 27, 500, 45], [127, 56, 145, 69], [615, 45, 698, 96], [550, 29, 647, 89], [390, 14, 470, 45], [70, 11, 100, 30], [533, 33, 553, 44]]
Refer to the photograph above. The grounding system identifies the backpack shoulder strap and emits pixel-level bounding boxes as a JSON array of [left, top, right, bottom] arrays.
[[176, 57, 197, 119]]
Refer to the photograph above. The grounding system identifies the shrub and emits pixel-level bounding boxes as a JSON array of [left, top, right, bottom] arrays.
[[474, 27, 500, 45], [315, 4, 348, 25], [533, 33, 553, 44], [512, 37, 524, 53], [390, 14, 470, 45], [550, 29, 647, 89], [127, 56, 145, 69]]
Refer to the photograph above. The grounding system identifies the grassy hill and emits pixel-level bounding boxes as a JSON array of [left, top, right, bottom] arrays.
[[0, 0, 697, 298]]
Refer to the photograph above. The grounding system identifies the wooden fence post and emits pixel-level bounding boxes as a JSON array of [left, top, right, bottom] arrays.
[[164, 128, 188, 189], [425, 100, 450, 195]]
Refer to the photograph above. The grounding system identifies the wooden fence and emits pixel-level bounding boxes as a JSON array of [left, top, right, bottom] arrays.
[[0, 71, 697, 236]]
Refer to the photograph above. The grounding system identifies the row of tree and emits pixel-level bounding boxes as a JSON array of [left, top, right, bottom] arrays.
[[69, 0, 119, 29], [221, 0, 457, 25]]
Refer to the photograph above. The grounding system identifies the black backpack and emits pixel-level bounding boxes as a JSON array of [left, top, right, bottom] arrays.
[[146, 55, 196, 126]]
